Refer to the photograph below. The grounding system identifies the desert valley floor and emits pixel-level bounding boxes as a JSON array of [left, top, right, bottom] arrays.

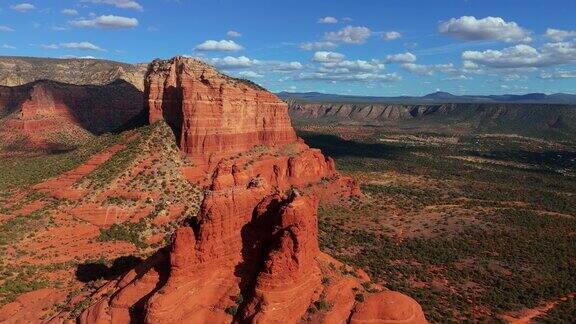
[[298, 123, 576, 322]]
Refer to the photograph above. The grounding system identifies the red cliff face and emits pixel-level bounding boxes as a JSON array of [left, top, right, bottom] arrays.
[[240, 193, 322, 323], [0, 80, 144, 150], [80, 57, 425, 324], [145, 57, 297, 163]]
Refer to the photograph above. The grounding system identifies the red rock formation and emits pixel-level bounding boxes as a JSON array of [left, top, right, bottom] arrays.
[[350, 291, 427, 324], [79, 57, 425, 324], [145, 57, 297, 163], [80, 187, 425, 324], [241, 193, 322, 323], [0, 288, 68, 323], [0, 80, 144, 150]]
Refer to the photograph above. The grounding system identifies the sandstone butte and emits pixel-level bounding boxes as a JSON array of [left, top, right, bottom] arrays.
[[69, 56, 427, 324]]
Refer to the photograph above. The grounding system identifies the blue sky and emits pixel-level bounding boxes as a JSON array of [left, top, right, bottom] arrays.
[[1, 0, 575, 95]]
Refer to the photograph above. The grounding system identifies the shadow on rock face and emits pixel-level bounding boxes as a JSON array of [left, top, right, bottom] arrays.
[[75, 255, 143, 283]]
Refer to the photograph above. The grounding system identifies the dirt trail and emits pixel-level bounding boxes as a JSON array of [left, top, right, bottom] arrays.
[[502, 292, 575, 323]]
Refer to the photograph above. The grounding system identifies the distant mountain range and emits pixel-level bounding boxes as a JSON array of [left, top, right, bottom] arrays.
[[278, 91, 576, 105], [2, 56, 574, 105]]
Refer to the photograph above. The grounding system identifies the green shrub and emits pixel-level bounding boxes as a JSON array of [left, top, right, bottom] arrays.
[[98, 219, 147, 248], [225, 305, 238, 315]]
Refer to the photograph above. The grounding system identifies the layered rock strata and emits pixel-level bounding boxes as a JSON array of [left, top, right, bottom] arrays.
[[145, 57, 297, 164], [80, 57, 426, 324]]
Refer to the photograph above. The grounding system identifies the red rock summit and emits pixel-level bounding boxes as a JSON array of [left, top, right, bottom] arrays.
[[146, 56, 297, 163], [80, 57, 426, 324]]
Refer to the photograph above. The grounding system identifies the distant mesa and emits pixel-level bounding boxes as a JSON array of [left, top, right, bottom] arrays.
[[0, 56, 147, 90], [286, 94, 576, 140], [0, 56, 149, 152], [422, 91, 457, 100]]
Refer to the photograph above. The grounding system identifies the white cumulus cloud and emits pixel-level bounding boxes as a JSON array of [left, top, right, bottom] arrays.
[[385, 52, 417, 63], [325, 26, 372, 44], [82, 0, 143, 11], [209, 56, 257, 69], [70, 15, 139, 29], [299, 41, 338, 51], [540, 70, 576, 79], [195, 40, 244, 52], [312, 51, 346, 63], [439, 16, 532, 43], [462, 42, 576, 69], [60, 55, 98, 59], [318, 17, 338, 24], [297, 72, 400, 83], [237, 71, 263, 79], [319, 59, 385, 74], [227, 30, 242, 38], [401, 63, 455, 76], [60, 42, 105, 51], [41, 44, 59, 50], [545, 28, 576, 42], [62, 9, 79, 16], [10, 3, 35, 12], [383, 31, 402, 41], [266, 61, 303, 72], [0, 26, 15, 32]]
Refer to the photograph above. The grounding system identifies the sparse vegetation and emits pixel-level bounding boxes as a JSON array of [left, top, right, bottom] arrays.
[[300, 124, 576, 322], [0, 264, 51, 306], [98, 219, 147, 248], [0, 201, 58, 246], [314, 296, 333, 312], [0, 135, 121, 190], [225, 305, 238, 315], [82, 125, 155, 188]]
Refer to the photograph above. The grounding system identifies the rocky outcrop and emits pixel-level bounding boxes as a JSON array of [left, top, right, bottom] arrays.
[[80, 184, 424, 324], [0, 80, 145, 150], [79, 57, 425, 323], [145, 57, 297, 163], [240, 193, 322, 323], [350, 292, 427, 324]]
